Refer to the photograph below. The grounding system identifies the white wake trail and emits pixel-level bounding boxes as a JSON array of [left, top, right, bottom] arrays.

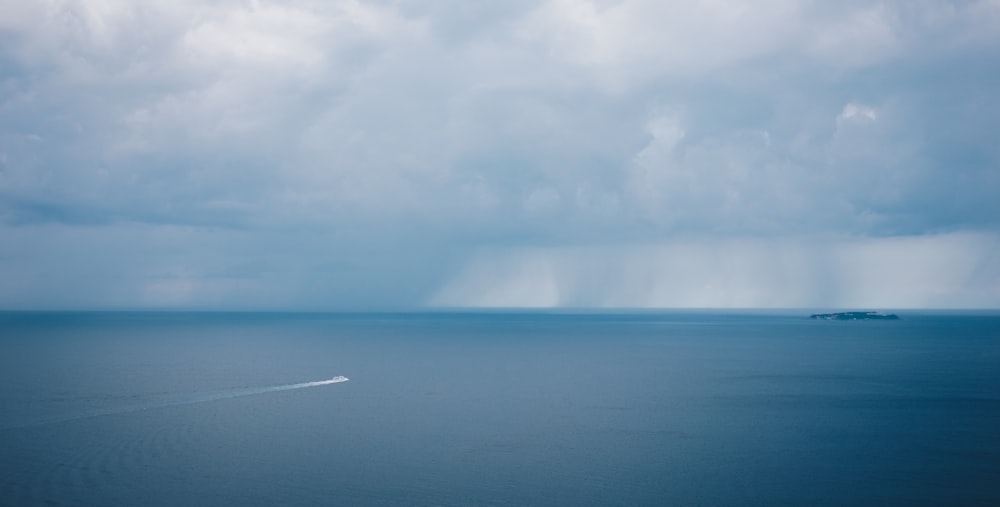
[[3, 376, 350, 430]]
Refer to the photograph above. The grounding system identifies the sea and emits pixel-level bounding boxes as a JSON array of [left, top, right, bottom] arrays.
[[1, 310, 998, 506]]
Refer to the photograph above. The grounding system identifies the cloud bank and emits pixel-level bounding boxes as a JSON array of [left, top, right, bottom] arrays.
[[1, 1, 999, 308]]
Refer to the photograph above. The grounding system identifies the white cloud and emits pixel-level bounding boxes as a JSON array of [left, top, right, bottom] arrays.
[[516, 0, 803, 86], [838, 102, 877, 123], [804, 2, 901, 68]]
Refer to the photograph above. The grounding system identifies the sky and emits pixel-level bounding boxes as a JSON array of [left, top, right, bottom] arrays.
[[1, 0, 999, 310]]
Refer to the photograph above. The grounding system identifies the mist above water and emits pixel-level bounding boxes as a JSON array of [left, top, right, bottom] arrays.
[[432, 232, 1000, 309]]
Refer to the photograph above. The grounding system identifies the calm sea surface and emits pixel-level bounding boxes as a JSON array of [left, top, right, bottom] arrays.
[[1, 311, 998, 506]]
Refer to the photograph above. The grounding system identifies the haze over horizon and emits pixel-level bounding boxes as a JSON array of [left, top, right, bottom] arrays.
[[2, 1, 999, 310]]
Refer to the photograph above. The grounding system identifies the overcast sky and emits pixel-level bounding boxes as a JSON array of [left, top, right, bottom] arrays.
[[1, 0, 999, 309]]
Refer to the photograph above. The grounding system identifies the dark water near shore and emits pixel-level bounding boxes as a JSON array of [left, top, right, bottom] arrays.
[[1, 311, 999, 506]]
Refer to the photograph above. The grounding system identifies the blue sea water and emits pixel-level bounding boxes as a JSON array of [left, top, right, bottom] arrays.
[[1, 311, 998, 506]]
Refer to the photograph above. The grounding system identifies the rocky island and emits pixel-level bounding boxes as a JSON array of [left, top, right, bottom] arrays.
[[810, 311, 900, 320]]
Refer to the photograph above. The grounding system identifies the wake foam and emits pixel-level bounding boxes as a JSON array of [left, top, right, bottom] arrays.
[[3, 376, 349, 430]]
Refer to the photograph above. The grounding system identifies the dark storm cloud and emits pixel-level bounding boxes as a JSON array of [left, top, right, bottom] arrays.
[[1, 1, 998, 308]]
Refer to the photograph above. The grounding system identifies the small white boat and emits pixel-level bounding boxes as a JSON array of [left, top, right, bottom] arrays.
[[329, 375, 349, 382]]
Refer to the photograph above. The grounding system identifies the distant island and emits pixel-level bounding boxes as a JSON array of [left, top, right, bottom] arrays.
[[810, 311, 900, 320]]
